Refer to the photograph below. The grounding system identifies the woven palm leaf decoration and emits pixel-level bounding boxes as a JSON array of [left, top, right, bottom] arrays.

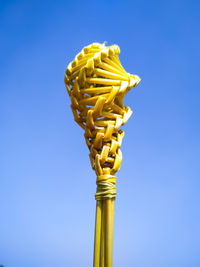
[[64, 42, 140, 267]]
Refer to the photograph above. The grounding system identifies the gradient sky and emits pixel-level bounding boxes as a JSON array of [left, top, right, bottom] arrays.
[[1, 0, 200, 267]]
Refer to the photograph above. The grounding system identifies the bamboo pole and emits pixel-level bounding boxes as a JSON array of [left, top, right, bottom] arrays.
[[105, 199, 115, 267], [93, 200, 102, 267], [110, 199, 115, 262], [100, 200, 106, 267]]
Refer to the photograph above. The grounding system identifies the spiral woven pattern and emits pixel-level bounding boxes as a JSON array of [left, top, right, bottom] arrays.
[[64, 43, 140, 199]]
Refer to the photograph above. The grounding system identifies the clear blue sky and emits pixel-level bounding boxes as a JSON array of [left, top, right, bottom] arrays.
[[1, 0, 200, 266]]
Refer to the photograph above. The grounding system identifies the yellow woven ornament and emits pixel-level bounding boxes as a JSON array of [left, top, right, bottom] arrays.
[[64, 42, 140, 267]]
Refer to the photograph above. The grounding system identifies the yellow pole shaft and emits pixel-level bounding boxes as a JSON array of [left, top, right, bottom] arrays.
[[100, 200, 106, 267], [93, 200, 102, 267], [105, 198, 115, 267]]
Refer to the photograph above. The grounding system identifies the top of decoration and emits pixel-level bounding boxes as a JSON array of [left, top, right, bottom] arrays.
[[64, 42, 140, 199]]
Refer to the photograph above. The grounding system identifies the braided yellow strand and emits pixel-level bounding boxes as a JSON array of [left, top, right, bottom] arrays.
[[64, 42, 140, 200]]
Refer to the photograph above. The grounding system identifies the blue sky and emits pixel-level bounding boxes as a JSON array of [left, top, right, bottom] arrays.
[[0, 0, 200, 266]]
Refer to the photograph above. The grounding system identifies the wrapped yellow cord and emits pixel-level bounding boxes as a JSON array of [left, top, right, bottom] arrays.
[[64, 42, 140, 267]]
